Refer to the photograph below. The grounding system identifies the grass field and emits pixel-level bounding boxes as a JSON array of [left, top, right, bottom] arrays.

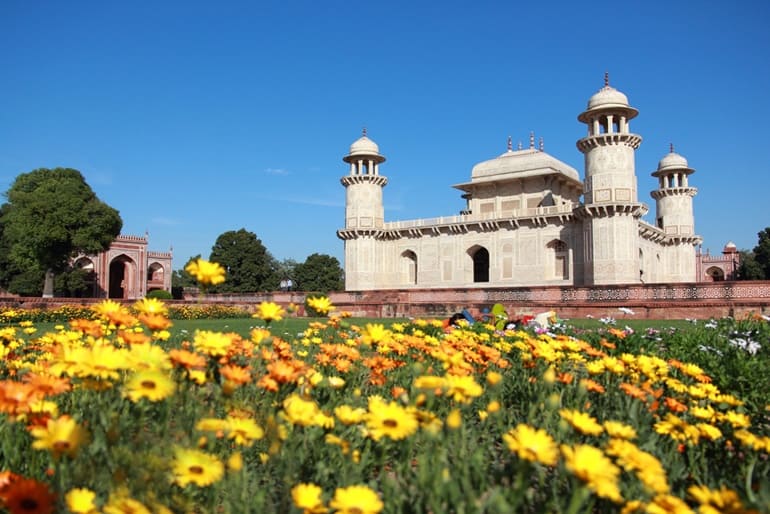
[[22, 315, 700, 339]]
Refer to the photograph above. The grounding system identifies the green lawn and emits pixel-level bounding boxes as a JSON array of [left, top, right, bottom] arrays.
[[19, 315, 703, 339]]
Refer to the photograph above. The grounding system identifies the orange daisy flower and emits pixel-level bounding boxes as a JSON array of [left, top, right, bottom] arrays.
[[220, 365, 252, 385], [169, 349, 207, 370], [0, 477, 57, 514], [138, 313, 173, 331], [22, 373, 71, 397]]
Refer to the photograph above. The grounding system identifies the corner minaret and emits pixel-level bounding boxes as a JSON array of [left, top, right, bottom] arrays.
[[650, 145, 701, 280], [576, 74, 647, 284], [336, 129, 388, 290]]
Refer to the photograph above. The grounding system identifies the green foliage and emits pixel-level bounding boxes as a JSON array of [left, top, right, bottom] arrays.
[[54, 266, 95, 297], [0, 168, 122, 295], [737, 250, 764, 280], [208, 229, 277, 293], [293, 253, 344, 293], [752, 227, 770, 279], [146, 289, 173, 300]]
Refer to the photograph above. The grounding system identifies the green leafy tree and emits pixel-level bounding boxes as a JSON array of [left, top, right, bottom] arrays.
[[208, 229, 277, 292], [0, 168, 122, 296], [54, 266, 94, 297], [737, 250, 764, 280], [293, 253, 344, 293], [752, 227, 770, 279]]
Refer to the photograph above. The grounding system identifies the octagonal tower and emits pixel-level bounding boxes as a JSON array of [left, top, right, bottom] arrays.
[[337, 129, 388, 290], [576, 74, 647, 284]]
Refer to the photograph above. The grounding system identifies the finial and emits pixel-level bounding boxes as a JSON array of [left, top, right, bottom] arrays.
[[362, 127, 367, 137], [529, 131, 534, 149], [669, 142, 674, 153], [517, 141, 523, 150], [604, 71, 609, 88], [507, 136, 512, 151], [539, 137, 544, 151]]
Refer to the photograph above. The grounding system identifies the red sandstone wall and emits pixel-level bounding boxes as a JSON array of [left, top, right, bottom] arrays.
[[4, 281, 769, 321]]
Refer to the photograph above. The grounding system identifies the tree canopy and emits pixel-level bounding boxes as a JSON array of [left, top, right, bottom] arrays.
[[0, 168, 122, 296], [737, 228, 770, 280], [293, 253, 344, 293], [752, 227, 770, 279], [208, 229, 277, 292]]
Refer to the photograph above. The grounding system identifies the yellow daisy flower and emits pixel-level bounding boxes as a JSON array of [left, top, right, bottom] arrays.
[[307, 296, 335, 315], [133, 297, 168, 316], [292, 483, 327, 514], [561, 444, 623, 503], [30, 415, 89, 458], [124, 370, 175, 402], [66, 488, 98, 514], [329, 485, 383, 514], [560, 409, 604, 436], [502, 424, 559, 466], [193, 330, 235, 357], [254, 301, 285, 323], [225, 417, 265, 446], [365, 397, 419, 441], [172, 447, 224, 487], [185, 258, 226, 286]]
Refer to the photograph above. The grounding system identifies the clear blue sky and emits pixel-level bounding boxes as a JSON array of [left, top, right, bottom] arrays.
[[2, 1, 769, 270]]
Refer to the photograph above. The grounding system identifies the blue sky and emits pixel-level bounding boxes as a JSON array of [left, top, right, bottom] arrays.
[[2, 1, 769, 270]]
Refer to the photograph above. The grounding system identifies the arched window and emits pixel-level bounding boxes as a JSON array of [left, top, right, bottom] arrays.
[[468, 246, 489, 283], [401, 250, 417, 285], [546, 239, 568, 279], [148, 262, 164, 282]]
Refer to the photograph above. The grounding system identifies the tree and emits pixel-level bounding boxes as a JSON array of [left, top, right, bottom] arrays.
[[293, 253, 344, 293], [752, 227, 770, 279], [737, 250, 764, 280], [208, 229, 277, 292], [0, 168, 122, 297]]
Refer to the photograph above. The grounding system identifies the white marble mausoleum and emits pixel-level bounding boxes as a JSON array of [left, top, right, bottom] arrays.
[[337, 77, 702, 291]]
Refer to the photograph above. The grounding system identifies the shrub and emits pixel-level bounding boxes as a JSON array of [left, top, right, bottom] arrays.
[[146, 289, 173, 300]]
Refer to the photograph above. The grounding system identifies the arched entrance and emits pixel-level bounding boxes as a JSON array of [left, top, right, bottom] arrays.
[[706, 266, 725, 282], [469, 246, 489, 283], [401, 250, 417, 285], [109, 255, 135, 299]]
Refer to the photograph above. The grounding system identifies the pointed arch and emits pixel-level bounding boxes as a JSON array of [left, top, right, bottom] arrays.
[[546, 239, 568, 280], [705, 266, 725, 282], [108, 254, 137, 299], [467, 245, 489, 283], [400, 250, 418, 285]]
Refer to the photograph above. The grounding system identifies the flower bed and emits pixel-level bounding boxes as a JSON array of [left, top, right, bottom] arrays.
[[0, 294, 768, 513]]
